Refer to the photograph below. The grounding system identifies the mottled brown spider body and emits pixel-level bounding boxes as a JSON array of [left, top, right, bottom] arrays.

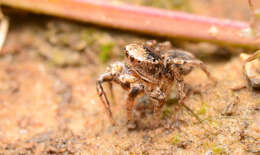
[[96, 41, 215, 126], [125, 43, 163, 83]]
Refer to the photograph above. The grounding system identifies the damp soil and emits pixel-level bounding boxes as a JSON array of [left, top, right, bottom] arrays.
[[0, 0, 259, 154]]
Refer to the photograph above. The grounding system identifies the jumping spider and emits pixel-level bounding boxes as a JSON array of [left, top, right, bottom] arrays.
[[97, 40, 216, 126]]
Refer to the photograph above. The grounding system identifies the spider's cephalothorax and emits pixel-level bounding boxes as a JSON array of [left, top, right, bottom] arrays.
[[96, 40, 216, 127], [124, 43, 163, 83]]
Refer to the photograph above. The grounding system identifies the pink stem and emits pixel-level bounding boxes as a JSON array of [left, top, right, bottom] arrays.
[[2, 0, 260, 48]]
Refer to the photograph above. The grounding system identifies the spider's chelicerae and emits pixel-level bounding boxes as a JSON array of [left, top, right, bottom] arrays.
[[97, 40, 216, 126]]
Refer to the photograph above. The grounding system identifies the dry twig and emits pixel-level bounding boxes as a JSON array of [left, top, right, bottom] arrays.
[[1, 0, 260, 48]]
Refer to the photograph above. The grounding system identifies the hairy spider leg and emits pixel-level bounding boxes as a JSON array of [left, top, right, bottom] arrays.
[[154, 98, 167, 127], [173, 66, 186, 112], [170, 58, 216, 84], [96, 72, 116, 125], [126, 85, 144, 122], [169, 61, 205, 122], [108, 82, 115, 104]]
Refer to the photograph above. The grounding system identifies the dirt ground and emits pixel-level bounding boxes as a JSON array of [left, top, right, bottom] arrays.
[[0, 0, 259, 154]]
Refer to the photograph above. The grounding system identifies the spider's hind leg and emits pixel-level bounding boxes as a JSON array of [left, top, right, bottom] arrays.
[[172, 59, 216, 84], [173, 66, 202, 123], [173, 67, 186, 110]]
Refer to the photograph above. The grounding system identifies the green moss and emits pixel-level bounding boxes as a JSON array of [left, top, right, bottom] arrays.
[[210, 120, 219, 128], [170, 135, 181, 145], [211, 144, 223, 155], [99, 43, 114, 63], [162, 107, 172, 118], [198, 106, 206, 115], [49, 50, 80, 66], [203, 142, 224, 154], [197, 104, 207, 115], [172, 0, 186, 6], [141, 0, 191, 12], [171, 0, 191, 11], [81, 29, 96, 45]]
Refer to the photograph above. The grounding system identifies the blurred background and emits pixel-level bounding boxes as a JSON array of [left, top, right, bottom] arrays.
[[0, 0, 259, 154]]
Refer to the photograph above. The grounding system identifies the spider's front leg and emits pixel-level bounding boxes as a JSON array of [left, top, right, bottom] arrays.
[[97, 72, 116, 125], [97, 63, 139, 125]]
